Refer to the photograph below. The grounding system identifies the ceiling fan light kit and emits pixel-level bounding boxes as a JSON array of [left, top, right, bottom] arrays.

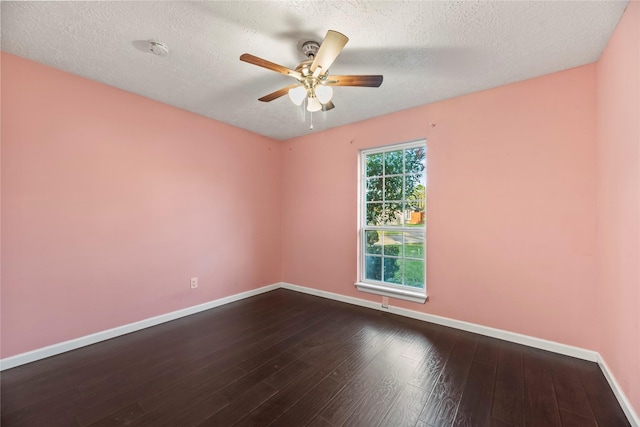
[[240, 30, 383, 122], [306, 95, 322, 113], [288, 86, 306, 106], [315, 85, 333, 104]]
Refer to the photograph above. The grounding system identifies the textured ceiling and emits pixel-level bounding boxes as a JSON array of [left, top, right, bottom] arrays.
[[1, 1, 629, 140]]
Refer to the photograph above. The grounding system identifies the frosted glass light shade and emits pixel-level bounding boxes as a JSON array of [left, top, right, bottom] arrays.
[[307, 96, 322, 112], [315, 85, 333, 104], [288, 86, 306, 106]]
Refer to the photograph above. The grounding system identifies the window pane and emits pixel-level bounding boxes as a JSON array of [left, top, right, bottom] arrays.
[[405, 200, 425, 226], [405, 173, 426, 201], [382, 202, 403, 226], [383, 258, 403, 284], [365, 256, 382, 281], [384, 150, 403, 175], [404, 260, 424, 287], [365, 231, 381, 254], [383, 231, 403, 256], [406, 199, 425, 216], [366, 153, 383, 177], [366, 203, 383, 225], [384, 176, 403, 201], [405, 147, 426, 174], [404, 231, 424, 258], [366, 177, 383, 201], [405, 173, 426, 225]]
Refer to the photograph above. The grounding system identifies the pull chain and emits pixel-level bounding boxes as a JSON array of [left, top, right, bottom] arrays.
[[310, 111, 314, 131]]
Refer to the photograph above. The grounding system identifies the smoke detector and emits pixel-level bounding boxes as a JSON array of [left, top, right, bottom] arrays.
[[148, 41, 169, 57]]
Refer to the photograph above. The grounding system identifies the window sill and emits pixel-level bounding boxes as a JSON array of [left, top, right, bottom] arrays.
[[354, 282, 427, 304]]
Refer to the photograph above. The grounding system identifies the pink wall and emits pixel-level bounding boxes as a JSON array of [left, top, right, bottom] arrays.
[[2, 10, 637, 418], [596, 0, 640, 414], [281, 64, 599, 351], [0, 53, 282, 358]]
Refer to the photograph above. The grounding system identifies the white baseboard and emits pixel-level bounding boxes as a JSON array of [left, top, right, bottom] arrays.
[[279, 282, 598, 361], [1, 281, 595, 370], [0, 283, 280, 371], [2, 281, 637, 427], [281, 282, 640, 425], [598, 355, 640, 427]]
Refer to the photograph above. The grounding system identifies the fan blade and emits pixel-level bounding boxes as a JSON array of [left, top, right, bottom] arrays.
[[310, 30, 349, 76], [258, 84, 300, 102], [325, 75, 383, 87], [240, 54, 301, 79], [322, 101, 335, 111]]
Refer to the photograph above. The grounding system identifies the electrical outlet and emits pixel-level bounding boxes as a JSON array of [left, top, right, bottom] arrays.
[[190, 277, 198, 289], [382, 296, 389, 309]]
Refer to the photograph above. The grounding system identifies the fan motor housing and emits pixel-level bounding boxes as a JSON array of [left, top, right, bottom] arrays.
[[301, 41, 320, 58]]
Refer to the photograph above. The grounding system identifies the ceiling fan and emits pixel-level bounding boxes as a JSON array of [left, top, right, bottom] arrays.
[[240, 30, 383, 112]]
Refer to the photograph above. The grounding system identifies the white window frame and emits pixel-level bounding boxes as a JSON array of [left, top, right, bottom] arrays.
[[355, 139, 427, 304]]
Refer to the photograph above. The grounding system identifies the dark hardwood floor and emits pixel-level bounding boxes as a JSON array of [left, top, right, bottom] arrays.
[[1, 289, 630, 427]]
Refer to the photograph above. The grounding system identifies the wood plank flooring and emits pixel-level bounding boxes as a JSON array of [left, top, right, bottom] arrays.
[[0, 289, 630, 427]]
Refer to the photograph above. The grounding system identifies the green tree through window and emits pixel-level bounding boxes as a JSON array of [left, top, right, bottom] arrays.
[[362, 142, 426, 290]]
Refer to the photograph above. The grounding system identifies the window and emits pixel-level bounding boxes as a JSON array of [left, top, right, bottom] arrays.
[[356, 140, 427, 303]]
